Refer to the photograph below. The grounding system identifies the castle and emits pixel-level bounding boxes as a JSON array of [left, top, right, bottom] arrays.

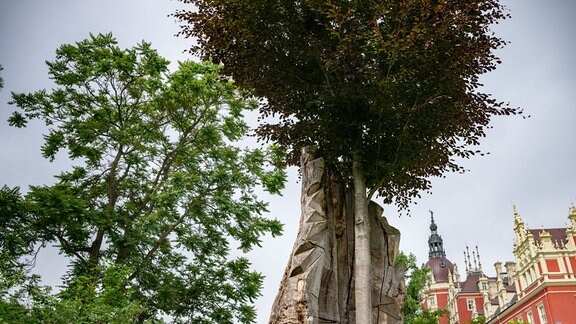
[[422, 205, 576, 324]]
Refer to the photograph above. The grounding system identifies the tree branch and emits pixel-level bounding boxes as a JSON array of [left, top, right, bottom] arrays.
[[56, 234, 87, 263], [127, 204, 193, 281]]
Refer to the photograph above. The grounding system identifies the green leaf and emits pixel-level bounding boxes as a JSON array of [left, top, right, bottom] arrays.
[[3, 34, 286, 323]]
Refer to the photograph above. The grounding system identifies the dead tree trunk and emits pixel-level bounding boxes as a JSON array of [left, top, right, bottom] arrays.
[[269, 147, 405, 324]]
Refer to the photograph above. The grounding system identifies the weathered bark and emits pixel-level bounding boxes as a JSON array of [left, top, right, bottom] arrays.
[[269, 147, 405, 324]]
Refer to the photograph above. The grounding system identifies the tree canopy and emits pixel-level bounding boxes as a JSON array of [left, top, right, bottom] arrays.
[[174, 0, 519, 208], [2, 33, 286, 323]]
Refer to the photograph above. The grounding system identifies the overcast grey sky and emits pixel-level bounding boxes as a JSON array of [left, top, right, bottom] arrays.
[[1, 1, 575, 323]]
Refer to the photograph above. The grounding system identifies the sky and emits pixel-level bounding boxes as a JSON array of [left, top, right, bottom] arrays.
[[0, 1, 575, 323]]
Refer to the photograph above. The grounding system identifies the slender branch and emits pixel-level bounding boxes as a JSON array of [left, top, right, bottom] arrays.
[[368, 94, 449, 200], [56, 234, 87, 263], [89, 145, 124, 263], [24, 244, 45, 270], [127, 204, 192, 281], [137, 101, 212, 213]]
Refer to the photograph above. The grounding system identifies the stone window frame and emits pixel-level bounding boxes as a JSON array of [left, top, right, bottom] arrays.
[[526, 310, 535, 324], [467, 299, 474, 310], [537, 304, 548, 324], [428, 295, 436, 308]]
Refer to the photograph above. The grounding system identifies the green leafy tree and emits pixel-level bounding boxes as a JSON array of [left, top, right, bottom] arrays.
[[413, 308, 450, 324], [0, 186, 47, 324], [396, 252, 448, 324], [174, 0, 518, 320], [469, 315, 486, 324], [2, 33, 286, 323]]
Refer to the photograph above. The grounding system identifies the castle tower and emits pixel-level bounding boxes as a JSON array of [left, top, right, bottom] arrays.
[[423, 211, 454, 324], [428, 210, 447, 259]]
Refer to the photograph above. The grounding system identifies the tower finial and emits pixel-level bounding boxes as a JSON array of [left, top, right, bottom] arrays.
[[513, 205, 523, 224], [568, 203, 576, 229], [466, 246, 472, 273], [428, 210, 445, 259], [476, 245, 482, 272], [429, 210, 437, 231], [513, 205, 527, 241]]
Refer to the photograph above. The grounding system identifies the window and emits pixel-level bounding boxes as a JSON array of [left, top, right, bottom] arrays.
[[481, 282, 488, 290], [517, 315, 524, 322], [537, 304, 548, 324], [467, 299, 474, 310], [526, 310, 535, 324], [428, 296, 436, 307]]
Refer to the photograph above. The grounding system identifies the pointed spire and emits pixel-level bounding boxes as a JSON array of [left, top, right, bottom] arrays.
[[513, 205, 524, 227], [428, 210, 446, 259], [465, 246, 473, 274], [513, 205, 527, 243], [430, 210, 437, 231], [476, 246, 482, 272]]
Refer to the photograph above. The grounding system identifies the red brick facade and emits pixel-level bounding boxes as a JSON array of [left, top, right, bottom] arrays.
[[422, 206, 576, 324]]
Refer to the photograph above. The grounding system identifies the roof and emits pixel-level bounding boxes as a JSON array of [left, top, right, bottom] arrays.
[[460, 273, 481, 293], [529, 228, 567, 247], [488, 294, 518, 321], [505, 283, 516, 293], [425, 257, 454, 283]]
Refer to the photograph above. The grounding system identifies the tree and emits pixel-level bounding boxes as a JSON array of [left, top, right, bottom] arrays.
[[3, 33, 286, 323], [174, 0, 518, 320], [413, 308, 451, 324], [396, 252, 448, 324], [469, 316, 486, 324], [396, 252, 425, 323]]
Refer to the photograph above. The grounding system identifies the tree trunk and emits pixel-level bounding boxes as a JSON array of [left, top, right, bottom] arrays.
[[352, 150, 371, 324], [269, 147, 404, 323]]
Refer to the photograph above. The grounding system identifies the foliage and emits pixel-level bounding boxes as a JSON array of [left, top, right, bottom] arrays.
[[413, 308, 450, 324], [3, 33, 286, 323], [396, 252, 425, 322], [1, 267, 144, 323], [0, 64, 3, 90], [396, 252, 449, 324], [469, 315, 486, 324], [174, 0, 519, 208]]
